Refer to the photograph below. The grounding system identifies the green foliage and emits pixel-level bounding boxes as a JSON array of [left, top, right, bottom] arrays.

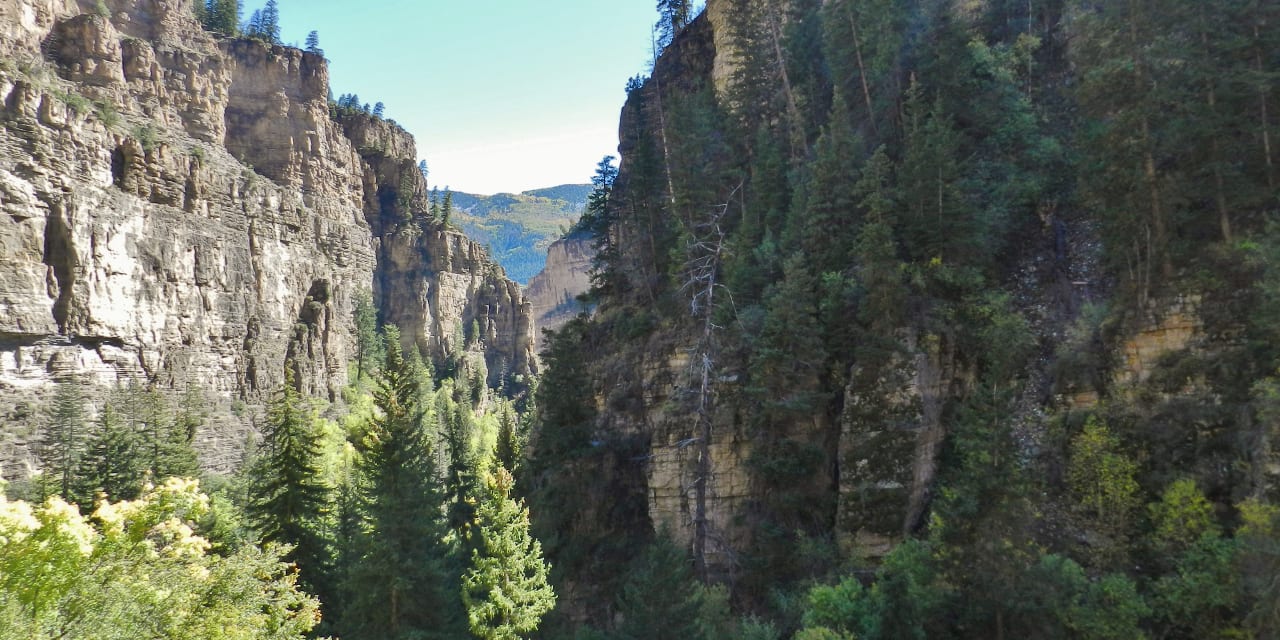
[[1238, 500, 1280, 637], [1149, 478, 1219, 552], [614, 535, 706, 640], [37, 381, 88, 501], [461, 468, 556, 639], [133, 123, 158, 152], [1068, 417, 1141, 547], [0, 479, 319, 640], [245, 369, 330, 595], [451, 186, 589, 285], [342, 326, 461, 639], [72, 399, 144, 506], [353, 289, 383, 383], [200, 0, 241, 36]]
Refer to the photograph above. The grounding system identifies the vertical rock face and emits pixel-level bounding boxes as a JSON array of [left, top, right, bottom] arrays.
[[524, 236, 593, 350], [338, 112, 538, 385], [0, 0, 534, 478]]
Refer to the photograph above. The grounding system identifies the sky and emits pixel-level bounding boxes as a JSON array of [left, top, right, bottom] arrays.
[[270, 0, 662, 195]]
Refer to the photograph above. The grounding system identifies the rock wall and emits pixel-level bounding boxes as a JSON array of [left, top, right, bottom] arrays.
[[0, 0, 534, 478], [524, 235, 593, 350]]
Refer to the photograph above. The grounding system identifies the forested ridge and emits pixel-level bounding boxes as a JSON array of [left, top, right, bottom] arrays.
[[2, 0, 1279, 639], [524, 0, 1280, 637]]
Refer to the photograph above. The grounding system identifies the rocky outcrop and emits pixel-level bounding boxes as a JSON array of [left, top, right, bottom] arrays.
[[525, 235, 593, 350], [0, 0, 533, 478], [338, 112, 538, 386]]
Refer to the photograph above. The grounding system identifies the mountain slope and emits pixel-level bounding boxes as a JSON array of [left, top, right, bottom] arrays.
[[449, 185, 589, 284]]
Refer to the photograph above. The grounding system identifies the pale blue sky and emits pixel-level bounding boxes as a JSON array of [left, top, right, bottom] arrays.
[[269, 1, 663, 194]]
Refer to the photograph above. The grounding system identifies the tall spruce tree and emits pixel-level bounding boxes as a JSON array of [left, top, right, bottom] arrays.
[[72, 398, 144, 506], [38, 381, 88, 501], [353, 289, 383, 383], [245, 368, 330, 593], [260, 0, 280, 43], [304, 30, 322, 55], [343, 326, 460, 639], [461, 468, 556, 640], [614, 535, 706, 640]]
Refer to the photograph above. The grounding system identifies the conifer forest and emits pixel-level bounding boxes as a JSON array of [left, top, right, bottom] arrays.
[[1, 0, 1279, 638]]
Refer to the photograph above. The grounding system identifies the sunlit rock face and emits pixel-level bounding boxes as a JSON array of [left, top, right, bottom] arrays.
[[0, 0, 534, 478], [524, 236, 593, 351]]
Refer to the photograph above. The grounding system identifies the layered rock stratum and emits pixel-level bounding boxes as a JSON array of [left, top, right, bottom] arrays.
[[0, 0, 535, 478]]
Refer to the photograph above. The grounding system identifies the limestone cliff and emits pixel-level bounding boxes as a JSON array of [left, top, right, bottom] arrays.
[[0, 0, 534, 478], [524, 235, 592, 350]]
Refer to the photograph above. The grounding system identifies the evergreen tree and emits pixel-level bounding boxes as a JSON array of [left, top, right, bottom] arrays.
[[343, 326, 460, 639], [353, 289, 383, 383], [461, 468, 556, 640], [614, 535, 705, 640], [244, 9, 262, 38], [37, 381, 88, 501], [72, 398, 144, 506], [260, 0, 280, 44], [494, 404, 521, 472], [304, 30, 322, 55], [203, 0, 240, 36], [372, 102, 385, 118], [245, 368, 330, 594], [655, 0, 693, 51], [442, 189, 454, 226]]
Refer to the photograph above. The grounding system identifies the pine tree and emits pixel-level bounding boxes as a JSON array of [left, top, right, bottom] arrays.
[[38, 381, 88, 501], [260, 0, 280, 44], [615, 535, 705, 640], [372, 102, 385, 118], [442, 189, 454, 226], [494, 404, 521, 473], [655, 0, 693, 51], [353, 289, 383, 383], [304, 30, 322, 55], [343, 326, 461, 639], [203, 0, 240, 36], [445, 397, 480, 540], [461, 468, 556, 640], [72, 399, 144, 506], [128, 384, 199, 483], [244, 9, 262, 38], [246, 368, 330, 592]]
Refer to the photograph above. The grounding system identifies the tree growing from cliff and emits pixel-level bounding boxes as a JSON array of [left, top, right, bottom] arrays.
[[461, 467, 556, 640], [201, 0, 241, 37], [442, 189, 455, 226], [305, 30, 322, 55], [655, 0, 693, 50], [245, 368, 330, 595]]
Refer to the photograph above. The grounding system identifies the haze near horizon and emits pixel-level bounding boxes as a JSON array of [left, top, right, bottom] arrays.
[[271, 0, 665, 195]]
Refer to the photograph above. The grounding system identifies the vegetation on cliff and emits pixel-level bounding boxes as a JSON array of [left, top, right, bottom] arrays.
[[526, 0, 1280, 637]]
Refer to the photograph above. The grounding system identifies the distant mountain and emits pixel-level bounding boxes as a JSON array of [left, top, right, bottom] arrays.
[[447, 185, 590, 285]]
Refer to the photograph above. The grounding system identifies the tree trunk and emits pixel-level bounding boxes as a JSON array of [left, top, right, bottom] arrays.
[[1256, 22, 1276, 190], [764, 1, 804, 157], [1129, 0, 1172, 280], [843, 0, 879, 136], [1201, 24, 1232, 242]]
